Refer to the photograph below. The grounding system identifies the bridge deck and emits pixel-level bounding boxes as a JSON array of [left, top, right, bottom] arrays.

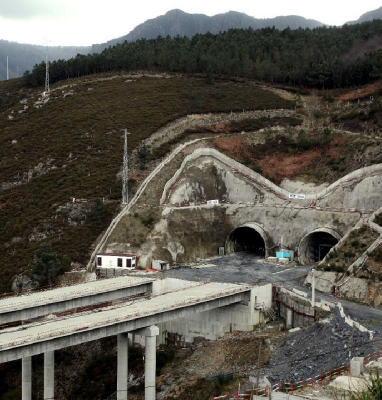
[[0, 282, 250, 361], [0, 276, 154, 315]]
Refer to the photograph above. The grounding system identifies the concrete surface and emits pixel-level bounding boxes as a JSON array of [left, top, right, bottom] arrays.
[[0, 276, 154, 324], [280, 178, 329, 195]]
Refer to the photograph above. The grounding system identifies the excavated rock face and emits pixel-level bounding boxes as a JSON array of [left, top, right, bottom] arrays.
[[263, 309, 381, 384]]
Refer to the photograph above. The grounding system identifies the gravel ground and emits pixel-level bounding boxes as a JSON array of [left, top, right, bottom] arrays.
[[164, 253, 312, 286], [262, 308, 381, 384]]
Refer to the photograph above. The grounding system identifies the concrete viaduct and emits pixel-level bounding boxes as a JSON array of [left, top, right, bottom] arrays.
[[0, 276, 254, 400]]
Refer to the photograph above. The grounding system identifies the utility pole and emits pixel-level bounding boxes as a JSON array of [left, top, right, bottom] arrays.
[[6, 56, 9, 80], [311, 268, 315, 307], [122, 129, 129, 205]]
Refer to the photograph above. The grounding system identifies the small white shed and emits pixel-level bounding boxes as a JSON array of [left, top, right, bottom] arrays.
[[96, 253, 137, 269], [152, 260, 170, 271]]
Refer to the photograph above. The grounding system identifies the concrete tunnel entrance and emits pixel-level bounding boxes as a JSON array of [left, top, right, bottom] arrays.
[[226, 223, 269, 257], [298, 228, 341, 265]]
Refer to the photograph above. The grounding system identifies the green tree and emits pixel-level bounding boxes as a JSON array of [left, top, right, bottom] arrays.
[[32, 243, 63, 287], [90, 198, 106, 222], [137, 145, 151, 169]]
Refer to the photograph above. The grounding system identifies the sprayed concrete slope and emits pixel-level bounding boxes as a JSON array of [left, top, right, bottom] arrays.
[[96, 144, 382, 268]]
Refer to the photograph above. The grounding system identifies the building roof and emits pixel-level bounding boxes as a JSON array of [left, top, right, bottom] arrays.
[[97, 253, 137, 257]]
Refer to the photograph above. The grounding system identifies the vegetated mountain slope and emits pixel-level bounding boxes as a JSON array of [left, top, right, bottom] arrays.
[[0, 40, 91, 81], [91, 9, 324, 52], [0, 73, 295, 295], [346, 6, 382, 24]]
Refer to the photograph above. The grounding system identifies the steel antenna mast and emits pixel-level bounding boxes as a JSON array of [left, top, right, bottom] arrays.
[[122, 129, 129, 205]]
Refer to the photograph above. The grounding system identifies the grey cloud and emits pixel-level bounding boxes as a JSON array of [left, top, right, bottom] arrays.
[[0, 0, 66, 20]]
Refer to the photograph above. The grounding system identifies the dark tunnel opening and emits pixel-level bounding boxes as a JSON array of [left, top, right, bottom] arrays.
[[228, 227, 266, 256], [299, 231, 339, 265]]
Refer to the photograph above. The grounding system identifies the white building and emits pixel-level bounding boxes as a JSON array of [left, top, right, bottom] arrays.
[[152, 259, 170, 271], [96, 253, 137, 269]]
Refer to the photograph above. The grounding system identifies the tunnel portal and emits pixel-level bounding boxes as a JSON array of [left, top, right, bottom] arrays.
[[298, 229, 340, 265], [226, 225, 267, 256]]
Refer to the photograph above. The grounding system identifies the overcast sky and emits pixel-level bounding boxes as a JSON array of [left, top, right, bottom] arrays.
[[0, 0, 381, 47]]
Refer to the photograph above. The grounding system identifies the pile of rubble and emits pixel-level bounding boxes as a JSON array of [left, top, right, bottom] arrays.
[[263, 308, 382, 384]]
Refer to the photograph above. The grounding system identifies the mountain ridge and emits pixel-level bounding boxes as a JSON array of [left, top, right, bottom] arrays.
[[91, 9, 325, 52], [346, 6, 382, 24]]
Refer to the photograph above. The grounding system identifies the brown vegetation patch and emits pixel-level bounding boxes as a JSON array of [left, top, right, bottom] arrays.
[[203, 122, 232, 133], [257, 149, 321, 184], [214, 136, 251, 159], [335, 81, 382, 101], [326, 136, 348, 158]]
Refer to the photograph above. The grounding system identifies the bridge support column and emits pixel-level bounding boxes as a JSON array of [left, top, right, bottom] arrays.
[[133, 325, 159, 400], [22, 356, 32, 400], [44, 351, 54, 400], [117, 333, 129, 400]]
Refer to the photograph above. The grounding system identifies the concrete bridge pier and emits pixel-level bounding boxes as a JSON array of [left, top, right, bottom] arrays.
[[134, 325, 159, 400], [286, 308, 293, 329], [117, 332, 129, 400], [44, 351, 54, 400], [22, 356, 32, 400]]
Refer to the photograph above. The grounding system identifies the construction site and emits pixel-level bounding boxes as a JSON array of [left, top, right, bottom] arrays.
[[2, 71, 382, 399]]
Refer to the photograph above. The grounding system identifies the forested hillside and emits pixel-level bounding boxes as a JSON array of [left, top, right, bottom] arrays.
[[25, 20, 382, 89]]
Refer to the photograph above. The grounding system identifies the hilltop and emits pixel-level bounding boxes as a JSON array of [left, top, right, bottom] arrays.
[[92, 9, 324, 52]]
